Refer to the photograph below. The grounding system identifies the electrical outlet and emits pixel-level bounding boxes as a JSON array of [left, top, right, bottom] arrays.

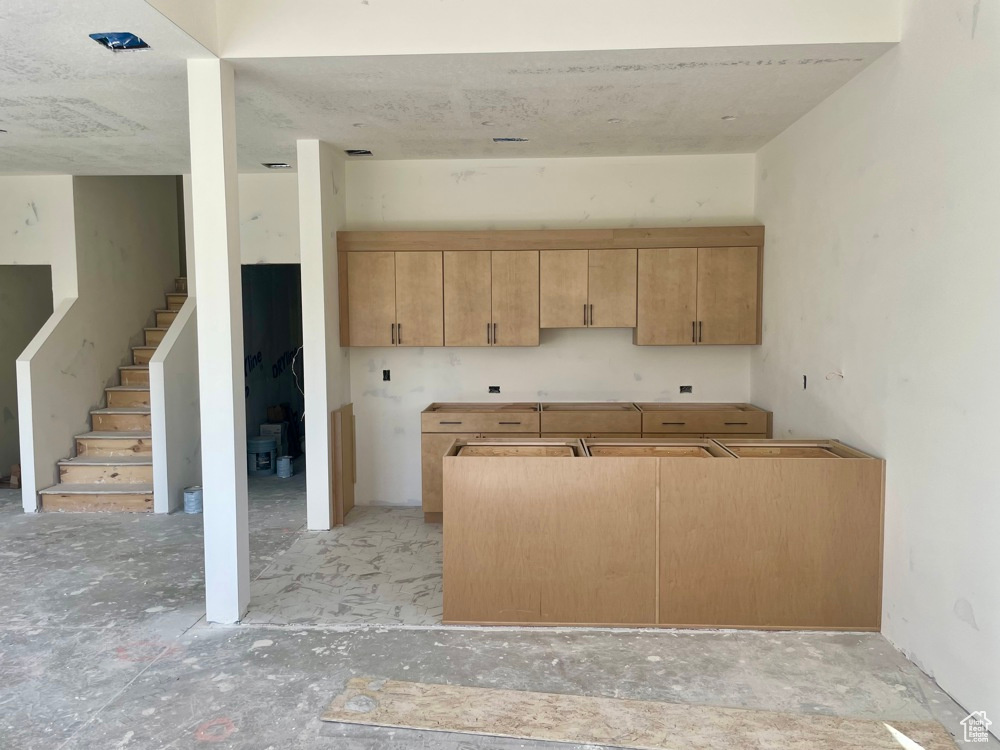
[[489, 385, 501, 394], [680, 385, 693, 394], [383, 370, 390, 382]]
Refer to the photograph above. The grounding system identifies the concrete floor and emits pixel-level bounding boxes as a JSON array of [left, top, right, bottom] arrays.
[[0, 476, 995, 749]]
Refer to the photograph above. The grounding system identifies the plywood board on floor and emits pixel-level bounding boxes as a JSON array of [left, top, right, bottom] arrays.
[[322, 678, 958, 750]]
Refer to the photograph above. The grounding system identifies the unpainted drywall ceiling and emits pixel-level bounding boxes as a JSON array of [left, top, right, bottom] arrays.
[[0, 0, 892, 174]]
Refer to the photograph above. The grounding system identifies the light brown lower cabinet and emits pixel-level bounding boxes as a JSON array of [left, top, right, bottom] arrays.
[[443, 438, 884, 629]]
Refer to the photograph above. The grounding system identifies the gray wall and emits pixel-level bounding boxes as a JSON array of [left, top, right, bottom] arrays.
[[0, 266, 53, 472], [242, 264, 303, 449]]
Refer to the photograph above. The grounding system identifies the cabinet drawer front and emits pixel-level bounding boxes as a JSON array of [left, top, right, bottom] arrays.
[[642, 411, 768, 434], [541, 411, 642, 434], [422, 413, 541, 433]]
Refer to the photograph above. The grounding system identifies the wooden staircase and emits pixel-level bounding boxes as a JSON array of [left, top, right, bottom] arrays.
[[38, 278, 188, 512]]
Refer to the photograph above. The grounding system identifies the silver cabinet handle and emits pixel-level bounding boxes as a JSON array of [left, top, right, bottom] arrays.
[[440, 421, 463, 425], [498, 421, 522, 425], [583, 304, 588, 326], [661, 422, 686, 426], [493, 323, 497, 344], [487, 323, 491, 344], [724, 422, 749, 426], [692, 321, 696, 343], [698, 321, 703, 343], [391, 323, 396, 345], [589, 304, 594, 326], [397, 323, 402, 345]]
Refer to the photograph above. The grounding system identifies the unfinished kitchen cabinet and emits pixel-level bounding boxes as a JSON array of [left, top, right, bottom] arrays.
[[444, 251, 539, 347], [491, 251, 539, 346], [345, 251, 443, 347], [637, 403, 771, 438], [696, 246, 760, 345], [420, 403, 540, 520], [660, 439, 884, 629], [634, 246, 761, 346], [540, 249, 637, 329], [539, 402, 642, 438]]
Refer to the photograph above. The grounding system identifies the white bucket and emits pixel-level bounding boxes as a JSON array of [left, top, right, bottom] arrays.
[[183, 485, 203, 514], [277, 455, 293, 479]]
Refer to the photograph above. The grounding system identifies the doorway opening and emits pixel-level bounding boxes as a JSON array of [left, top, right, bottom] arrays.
[[0, 266, 54, 495]]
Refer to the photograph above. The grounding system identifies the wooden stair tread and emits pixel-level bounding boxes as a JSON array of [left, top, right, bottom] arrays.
[[40, 483, 154, 495], [144, 327, 169, 332], [76, 430, 152, 439], [91, 407, 151, 415], [132, 345, 157, 351], [106, 386, 150, 392], [59, 456, 153, 466], [153, 309, 177, 314], [120, 364, 149, 370]]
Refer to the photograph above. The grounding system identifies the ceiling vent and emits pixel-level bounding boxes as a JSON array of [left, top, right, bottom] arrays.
[[493, 137, 529, 143], [262, 162, 292, 169], [89, 33, 151, 51], [345, 149, 373, 156]]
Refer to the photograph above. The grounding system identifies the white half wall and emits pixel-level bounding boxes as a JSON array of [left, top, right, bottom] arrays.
[[346, 154, 758, 506], [150, 299, 201, 513], [752, 0, 1000, 730], [239, 173, 300, 264], [298, 140, 351, 530]]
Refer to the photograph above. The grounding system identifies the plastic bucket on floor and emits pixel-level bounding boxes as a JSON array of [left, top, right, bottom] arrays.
[[277, 455, 293, 479], [248, 436, 277, 476], [183, 486, 203, 514]]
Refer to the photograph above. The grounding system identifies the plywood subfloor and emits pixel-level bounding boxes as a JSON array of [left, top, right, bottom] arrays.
[[323, 678, 958, 750]]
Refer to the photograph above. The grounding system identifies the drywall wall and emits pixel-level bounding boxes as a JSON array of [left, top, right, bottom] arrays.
[[241, 264, 304, 444], [298, 140, 351, 530], [0, 176, 78, 298], [18, 177, 180, 509], [752, 0, 999, 731], [346, 154, 757, 506], [150, 300, 201, 513], [211, 0, 900, 58], [239, 173, 300, 264], [0, 266, 52, 472]]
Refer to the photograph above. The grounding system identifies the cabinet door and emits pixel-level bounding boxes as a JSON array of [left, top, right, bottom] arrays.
[[588, 249, 637, 328], [347, 252, 396, 346], [395, 251, 444, 347], [422, 432, 476, 513], [539, 249, 588, 328], [444, 251, 492, 347], [696, 247, 760, 345], [492, 251, 539, 346], [634, 248, 698, 345]]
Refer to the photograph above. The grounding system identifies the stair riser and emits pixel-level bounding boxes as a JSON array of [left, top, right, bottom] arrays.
[[120, 369, 150, 386], [175, 277, 188, 294], [60, 464, 154, 485], [156, 311, 177, 327], [77, 437, 152, 457], [165, 294, 186, 311], [91, 413, 152, 432], [107, 391, 150, 408], [41, 493, 153, 513], [133, 348, 155, 366], [145, 329, 165, 346]]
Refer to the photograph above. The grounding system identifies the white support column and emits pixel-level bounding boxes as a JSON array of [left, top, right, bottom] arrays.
[[298, 140, 350, 530], [187, 59, 249, 623]]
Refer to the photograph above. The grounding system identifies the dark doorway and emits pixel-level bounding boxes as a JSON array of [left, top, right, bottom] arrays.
[[241, 264, 304, 459], [0, 265, 53, 483]]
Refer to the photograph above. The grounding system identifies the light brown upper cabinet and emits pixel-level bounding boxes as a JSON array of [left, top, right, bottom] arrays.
[[540, 249, 637, 328], [444, 250, 539, 347], [347, 251, 443, 347], [635, 246, 760, 345]]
